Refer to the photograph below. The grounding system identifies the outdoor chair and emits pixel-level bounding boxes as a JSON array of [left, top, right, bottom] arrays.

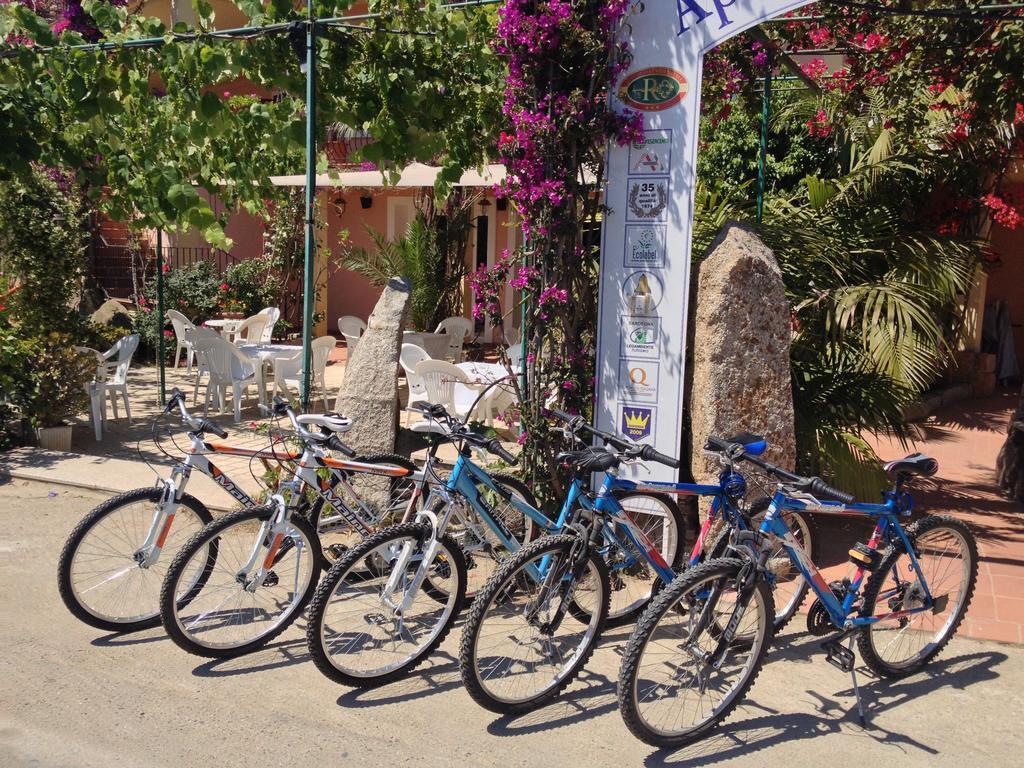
[[434, 316, 474, 363], [166, 309, 197, 374], [232, 312, 272, 346], [414, 359, 487, 423], [192, 336, 259, 422], [273, 336, 335, 410], [184, 326, 220, 405], [337, 315, 367, 355], [75, 334, 141, 439], [506, 343, 524, 373], [399, 343, 431, 426], [256, 307, 280, 344]]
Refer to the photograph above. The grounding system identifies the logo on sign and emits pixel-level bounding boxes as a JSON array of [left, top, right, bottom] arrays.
[[621, 316, 660, 359], [622, 271, 664, 316], [618, 68, 688, 111], [629, 130, 672, 174], [627, 180, 669, 221], [621, 407, 653, 440], [625, 225, 665, 268]]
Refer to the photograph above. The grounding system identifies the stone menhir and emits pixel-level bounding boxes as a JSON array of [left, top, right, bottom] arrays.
[[334, 276, 411, 459], [689, 222, 796, 503]]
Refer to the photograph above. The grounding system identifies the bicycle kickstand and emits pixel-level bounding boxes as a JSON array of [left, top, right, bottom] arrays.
[[847, 634, 867, 727]]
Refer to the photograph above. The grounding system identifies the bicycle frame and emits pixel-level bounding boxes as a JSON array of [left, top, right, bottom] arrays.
[[135, 432, 299, 566], [759, 491, 934, 629]]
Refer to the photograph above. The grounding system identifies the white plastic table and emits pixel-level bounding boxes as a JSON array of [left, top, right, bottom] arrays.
[[456, 362, 519, 425], [238, 343, 303, 404], [202, 318, 242, 341]]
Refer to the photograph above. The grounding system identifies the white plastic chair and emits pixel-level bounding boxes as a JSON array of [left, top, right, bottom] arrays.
[[400, 343, 431, 425], [184, 326, 220, 405], [506, 343, 524, 373], [415, 360, 487, 422], [256, 307, 280, 343], [337, 315, 367, 354], [166, 309, 196, 373], [232, 312, 272, 346], [503, 326, 521, 347], [77, 334, 140, 433], [192, 336, 259, 422], [434, 316, 474, 363], [273, 336, 335, 410]]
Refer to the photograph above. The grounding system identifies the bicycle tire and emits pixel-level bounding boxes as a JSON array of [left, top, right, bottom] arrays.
[[856, 514, 977, 678], [57, 487, 213, 632], [617, 557, 774, 748], [306, 521, 467, 687], [159, 504, 321, 657], [459, 533, 610, 714]]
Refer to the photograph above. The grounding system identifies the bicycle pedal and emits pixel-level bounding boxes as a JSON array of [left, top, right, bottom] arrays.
[[325, 543, 349, 560], [821, 639, 855, 673]]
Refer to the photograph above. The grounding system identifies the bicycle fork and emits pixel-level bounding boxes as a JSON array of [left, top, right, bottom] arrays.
[[135, 467, 190, 568]]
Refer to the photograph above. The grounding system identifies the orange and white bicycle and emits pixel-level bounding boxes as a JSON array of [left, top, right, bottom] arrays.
[[57, 389, 416, 635]]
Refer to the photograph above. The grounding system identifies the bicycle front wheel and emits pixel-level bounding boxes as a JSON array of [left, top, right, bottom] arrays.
[[857, 515, 977, 678], [618, 558, 774, 748], [159, 505, 321, 657], [58, 487, 212, 632], [306, 522, 466, 687], [459, 534, 610, 714]]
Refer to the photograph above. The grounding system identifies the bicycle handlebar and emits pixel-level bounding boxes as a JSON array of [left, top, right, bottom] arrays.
[[548, 409, 678, 468], [165, 388, 228, 438], [704, 434, 855, 505]]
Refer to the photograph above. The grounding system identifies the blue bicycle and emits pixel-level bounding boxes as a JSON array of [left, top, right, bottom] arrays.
[[305, 403, 685, 687], [617, 434, 979, 747], [456, 412, 776, 715]]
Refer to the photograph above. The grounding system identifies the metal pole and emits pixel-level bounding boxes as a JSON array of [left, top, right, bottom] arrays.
[[156, 228, 166, 404], [756, 49, 773, 227], [300, 5, 317, 410]]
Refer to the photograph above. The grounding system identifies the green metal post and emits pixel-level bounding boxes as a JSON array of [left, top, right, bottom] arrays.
[[300, 5, 317, 410], [756, 49, 773, 226], [156, 228, 166, 404]]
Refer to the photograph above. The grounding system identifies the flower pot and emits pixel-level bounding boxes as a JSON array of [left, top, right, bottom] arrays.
[[35, 424, 73, 452]]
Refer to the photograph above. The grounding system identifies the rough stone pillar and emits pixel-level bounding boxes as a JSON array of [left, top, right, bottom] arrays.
[[689, 222, 796, 497], [334, 276, 411, 455]]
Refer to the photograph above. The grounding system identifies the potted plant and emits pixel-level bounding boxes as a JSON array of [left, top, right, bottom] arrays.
[[1, 332, 95, 451]]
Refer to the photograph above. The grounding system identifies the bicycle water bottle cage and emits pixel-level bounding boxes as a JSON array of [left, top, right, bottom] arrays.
[[718, 469, 747, 499]]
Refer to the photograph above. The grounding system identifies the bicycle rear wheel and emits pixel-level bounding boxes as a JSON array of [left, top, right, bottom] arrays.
[[618, 558, 774, 748], [459, 534, 610, 714], [306, 522, 466, 687], [58, 487, 212, 632], [160, 505, 321, 657], [603, 491, 684, 626], [857, 515, 977, 678]]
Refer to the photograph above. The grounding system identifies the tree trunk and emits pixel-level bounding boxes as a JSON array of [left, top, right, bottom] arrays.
[[996, 382, 1024, 503]]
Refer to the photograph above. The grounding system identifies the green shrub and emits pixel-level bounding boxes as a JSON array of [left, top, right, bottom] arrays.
[[224, 258, 282, 319], [0, 331, 94, 429], [134, 261, 222, 356]]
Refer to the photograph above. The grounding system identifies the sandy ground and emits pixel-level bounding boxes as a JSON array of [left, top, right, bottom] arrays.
[[2, 479, 1023, 768]]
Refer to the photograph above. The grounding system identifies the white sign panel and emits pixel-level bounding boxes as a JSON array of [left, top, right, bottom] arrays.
[[595, 0, 815, 480]]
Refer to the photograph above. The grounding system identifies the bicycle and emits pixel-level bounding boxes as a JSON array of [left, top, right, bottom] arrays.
[[617, 435, 978, 747], [456, 413, 797, 715], [56, 388, 411, 633], [305, 403, 686, 688]]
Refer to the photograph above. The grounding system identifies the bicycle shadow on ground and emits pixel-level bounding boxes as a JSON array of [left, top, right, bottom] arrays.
[[190, 635, 310, 678], [482, 624, 638, 736], [643, 649, 1008, 768], [334, 650, 463, 708], [91, 626, 171, 648]]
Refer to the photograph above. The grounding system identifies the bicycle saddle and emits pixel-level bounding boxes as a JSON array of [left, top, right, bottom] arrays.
[[883, 453, 938, 478], [297, 412, 353, 434], [557, 447, 617, 474]]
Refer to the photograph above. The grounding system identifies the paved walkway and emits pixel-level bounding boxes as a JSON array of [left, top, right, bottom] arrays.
[[859, 389, 1024, 644]]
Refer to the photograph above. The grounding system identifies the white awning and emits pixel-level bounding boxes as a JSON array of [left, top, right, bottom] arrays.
[[270, 162, 506, 188]]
